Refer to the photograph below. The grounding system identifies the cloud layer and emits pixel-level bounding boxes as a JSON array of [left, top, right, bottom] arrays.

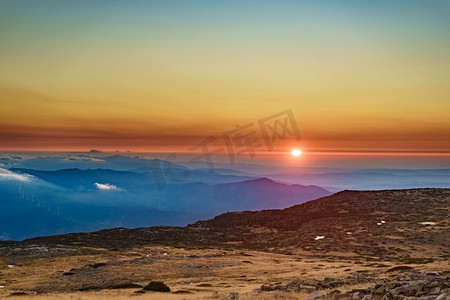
[[0, 168, 33, 181]]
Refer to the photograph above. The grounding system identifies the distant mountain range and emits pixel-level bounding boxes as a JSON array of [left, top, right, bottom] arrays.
[[0, 166, 330, 240], [1, 154, 448, 241]]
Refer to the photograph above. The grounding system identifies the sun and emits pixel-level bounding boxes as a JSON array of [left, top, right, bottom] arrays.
[[291, 149, 302, 157]]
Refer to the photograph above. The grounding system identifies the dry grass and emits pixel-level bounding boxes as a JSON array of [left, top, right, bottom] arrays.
[[0, 291, 312, 300], [1, 244, 446, 299]]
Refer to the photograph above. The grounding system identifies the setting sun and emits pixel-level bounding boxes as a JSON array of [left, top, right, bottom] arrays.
[[291, 149, 302, 157]]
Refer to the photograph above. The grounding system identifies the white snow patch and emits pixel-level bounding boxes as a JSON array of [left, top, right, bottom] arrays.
[[419, 222, 437, 226], [346, 232, 352, 235], [377, 223, 382, 226], [381, 220, 386, 224], [314, 236, 325, 240], [7, 264, 16, 268]]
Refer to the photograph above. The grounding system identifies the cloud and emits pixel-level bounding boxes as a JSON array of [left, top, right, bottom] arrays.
[[65, 155, 105, 162], [0, 155, 23, 160], [0, 168, 33, 181], [94, 183, 119, 190]]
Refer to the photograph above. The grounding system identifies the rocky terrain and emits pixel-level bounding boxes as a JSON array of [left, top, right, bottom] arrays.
[[256, 269, 450, 299], [0, 188, 449, 299]]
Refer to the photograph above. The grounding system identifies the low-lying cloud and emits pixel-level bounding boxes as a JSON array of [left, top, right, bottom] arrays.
[[94, 183, 119, 190], [0, 168, 33, 181], [65, 155, 105, 162]]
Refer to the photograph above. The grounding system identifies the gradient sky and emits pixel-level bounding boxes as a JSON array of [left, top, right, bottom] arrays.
[[1, 0, 449, 153]]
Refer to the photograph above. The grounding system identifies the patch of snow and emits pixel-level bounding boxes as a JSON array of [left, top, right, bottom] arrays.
[[377, 223, 382, 226], [381, 220, 386, 224], [0, 285, 4, 288], [419, 222, 437, 226], [346, 232, 352, 235], [314, 236, 325, 240], [7, 264, 16, 268]]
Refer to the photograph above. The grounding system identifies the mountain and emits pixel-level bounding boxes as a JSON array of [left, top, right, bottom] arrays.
[[12, 188, 449, 262], [1, 168, 330, 240], [267, 169, 450, 190], [8, 168, 330, 212], [207, 178, 330, 211]]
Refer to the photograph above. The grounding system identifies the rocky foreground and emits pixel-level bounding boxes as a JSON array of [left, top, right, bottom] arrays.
[[0, 188, 449, 299], [257, 270, 449, 300]]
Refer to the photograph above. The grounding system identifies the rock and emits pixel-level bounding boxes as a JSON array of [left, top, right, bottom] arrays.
[[300, 285, 317, 292], [384, 282, 397, 290], [260, 284, 284, 291], [429, 287, 441, 295], [228, 291, 239, 299], [435, 293, 448, 300], [258, 271, 449, 299], [305, 291, 325, 300], [394, 281, 424, 297], [143, 281, 171, 292], [352, 272, 360, 280], [324, 290, 341, 300], [426, 271, 440, 277], [9, 291, 28, 296], [376, 285, 386, 294], [304, 279, 321, 286]]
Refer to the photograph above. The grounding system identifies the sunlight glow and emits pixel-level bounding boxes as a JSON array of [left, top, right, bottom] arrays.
[[291, 149, 302, 157]]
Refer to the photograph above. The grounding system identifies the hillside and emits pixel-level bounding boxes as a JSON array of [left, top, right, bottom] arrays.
[[10, 188, 449, 260], [1, 188, 449, 299]]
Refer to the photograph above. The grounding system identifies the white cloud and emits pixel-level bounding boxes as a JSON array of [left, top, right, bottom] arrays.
[[0, 155, 24, 161], [94, 183, 119, 190], [65, 156, 105, 162], [0, 168, 33, 181]]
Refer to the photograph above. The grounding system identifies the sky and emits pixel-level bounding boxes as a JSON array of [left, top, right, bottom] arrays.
[[1, 0, 449, 157]]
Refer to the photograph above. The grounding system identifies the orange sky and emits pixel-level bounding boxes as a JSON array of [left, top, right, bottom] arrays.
[[0, 1, 449, 153]]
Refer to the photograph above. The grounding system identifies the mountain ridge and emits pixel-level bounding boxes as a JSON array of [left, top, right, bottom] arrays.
[[3, 188, 448, 263]]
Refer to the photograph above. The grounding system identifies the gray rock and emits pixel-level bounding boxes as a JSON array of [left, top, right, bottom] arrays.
[[436, 293, 449, 300], [324, 290, 341, 300], [305, 291, 325, 300], [260, 284, 285, 291], [300, 285, 317, 292]]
